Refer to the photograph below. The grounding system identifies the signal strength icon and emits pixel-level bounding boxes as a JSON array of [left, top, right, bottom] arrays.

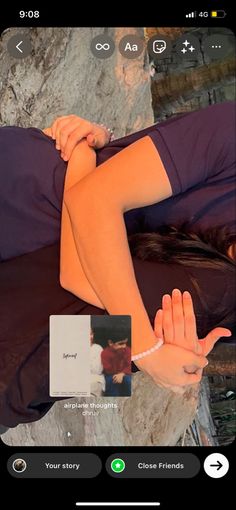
[[185, 12, 196, 18]]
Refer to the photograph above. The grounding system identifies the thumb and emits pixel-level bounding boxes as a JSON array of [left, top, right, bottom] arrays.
[[87, 133, 107, 149], [200, 327, 231, 356], [87, 133, 96, 147], [185, 352, 208, 369], [183, 371, 202, 385]]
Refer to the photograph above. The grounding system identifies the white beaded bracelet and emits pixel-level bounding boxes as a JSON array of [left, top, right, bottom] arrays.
[[99, 123, 115, 141], [131, 338, 164, 361]]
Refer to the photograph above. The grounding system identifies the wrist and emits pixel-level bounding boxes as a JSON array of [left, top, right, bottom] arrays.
[[99, 123, 115, 141], [131, 317, 160, 357], [132, 338, 163, 361]]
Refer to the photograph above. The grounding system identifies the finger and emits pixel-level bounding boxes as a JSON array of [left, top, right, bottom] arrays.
[[55, 117, 77, 150], [172, 289, 185, 345], [63, 123, 93, 160], [162, 294, 174, 343], [201, 327, 232, 356], [184, 364, 199, 374], [183, 291, 198, 348], [184, 367, 203, 377], [87, 126, 110, 149], [59, 119, 84, 156], [182, 291, 199, 353], [88, 123, 112, 148], [42, 128, 52, 137], [92, 132, 109, 149], [87, 133, 96, 147], [89, 136, 105, 149], [51, 116, 70, 140], [182, 372, 202, 385], [154, 309, 164, 340]]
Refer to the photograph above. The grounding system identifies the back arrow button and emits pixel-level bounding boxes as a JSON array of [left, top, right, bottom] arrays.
[[7, 33, 32, 59], [16, 41, 23, 53]]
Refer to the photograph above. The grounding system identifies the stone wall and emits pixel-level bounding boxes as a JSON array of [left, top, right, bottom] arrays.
[[2, 373, 199, 446], [0, 27, 152, 137]]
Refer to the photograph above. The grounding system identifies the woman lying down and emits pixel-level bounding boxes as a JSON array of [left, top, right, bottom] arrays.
[[1, 102, 235, 390]]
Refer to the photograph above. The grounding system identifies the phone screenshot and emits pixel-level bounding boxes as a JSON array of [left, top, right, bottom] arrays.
[[0, 5, 235, 509]]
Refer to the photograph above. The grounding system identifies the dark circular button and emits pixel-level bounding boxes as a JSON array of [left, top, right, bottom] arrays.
[[90, 35, 115, 59], [7, 34, 32, 59], [175, 33, 200, 59], [119, 34, 144, 59], [203, 34, 235, 60], [147, 35, 172, 59]]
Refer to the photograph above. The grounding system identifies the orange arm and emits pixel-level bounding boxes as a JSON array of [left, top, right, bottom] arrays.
[[60, 140, 104, 308], [64, 136, 173, 356]]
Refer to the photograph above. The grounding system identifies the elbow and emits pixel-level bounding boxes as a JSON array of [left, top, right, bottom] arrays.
[[64, 181, 85, 215], [59, 270, 72, 294], [64, 180, 95, 223], [64, 177, 122, 228]]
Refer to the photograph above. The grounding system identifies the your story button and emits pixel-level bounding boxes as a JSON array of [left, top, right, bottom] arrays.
[[8, 453, 102, 478]]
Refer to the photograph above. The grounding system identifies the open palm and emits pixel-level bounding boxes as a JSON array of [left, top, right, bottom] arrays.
[[154, 289, 231, 359]]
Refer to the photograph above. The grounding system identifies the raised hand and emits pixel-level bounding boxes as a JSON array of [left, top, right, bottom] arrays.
[[154, 289, 231, 372]]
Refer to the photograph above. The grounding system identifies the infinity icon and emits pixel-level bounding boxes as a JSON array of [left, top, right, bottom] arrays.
[[95, 43, 110, 51], [91, 35, 115, 59]]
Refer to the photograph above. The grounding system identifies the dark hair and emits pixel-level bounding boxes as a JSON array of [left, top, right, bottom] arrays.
[[128, 224, 236, 338], [90, 316, 131, 347], [108, 336, 128, 344]]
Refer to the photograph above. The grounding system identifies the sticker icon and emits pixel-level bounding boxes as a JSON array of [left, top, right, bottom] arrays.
[[153, 40, 167, 54], [147, 36, 172, 59]]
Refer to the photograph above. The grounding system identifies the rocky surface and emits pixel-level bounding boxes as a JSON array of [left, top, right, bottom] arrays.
[[2, 372, 199, 446], [0, 27, 153, 137]]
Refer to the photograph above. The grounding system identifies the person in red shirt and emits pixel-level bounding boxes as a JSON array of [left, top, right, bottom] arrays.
[[101, 336, 131, 397]]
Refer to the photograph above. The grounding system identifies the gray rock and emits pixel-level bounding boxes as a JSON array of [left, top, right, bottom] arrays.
[[2, 373, 198, 446], [0, 27, 153, 137]]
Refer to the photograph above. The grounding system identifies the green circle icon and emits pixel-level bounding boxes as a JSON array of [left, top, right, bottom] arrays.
[[111, 458, 126, 473]]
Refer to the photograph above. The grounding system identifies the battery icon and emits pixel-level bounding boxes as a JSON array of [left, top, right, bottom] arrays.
[[211, 10, 226, 18]]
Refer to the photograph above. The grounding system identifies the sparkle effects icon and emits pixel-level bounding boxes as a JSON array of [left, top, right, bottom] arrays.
[[111, 458, 126, 473], [176, 34, 200, 59], [181, 39, 196, 54]]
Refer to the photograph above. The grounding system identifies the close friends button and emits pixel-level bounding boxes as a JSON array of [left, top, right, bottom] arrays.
[[8, 453, 102, 478], [106, 453, 200, 478]]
